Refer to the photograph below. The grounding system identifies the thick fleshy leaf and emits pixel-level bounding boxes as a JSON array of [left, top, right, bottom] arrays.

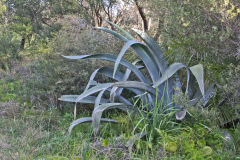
[[175, 109, 187, 120], [98, 24, 162, 83], [186, 72, 196, 98], [68, 117, 117, 135], [81, 69, 146, 105], [63, 54, 149, 83], [112, 81, 161, 99], [188, 83, 214, 107], [153, 62, 189, 109], [101, 23, 160, 82], [113, 40, 142, 77], [105, 20, 134, 40], [113, 40, 160, 83], [85, 68, 100, 91], [118, 96, 133, 106], [89, 67, 124, 83], [199, 84, 216, 107], [92, 103, 128, 135], [189, 64, 204, 96], [132, 28, 168, 73], [115, 60, 141, 98], [59, 95, 109, 104], [75, 83, 113, 103], [84, 67, 144, 97], [154, 63, 187, 88], [94, 27, 128, 42], [110, 87, 118, 102], [94, 89, 108, 109], [131, 44, 160, 83], [189, 87, 202, 106]]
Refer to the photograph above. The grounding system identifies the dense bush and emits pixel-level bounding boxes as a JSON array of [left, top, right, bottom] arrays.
[[147, 0, 240, 125], [149, 0, 240, 63], [51, 16, 123, 56], [0, 26, 21, 70]]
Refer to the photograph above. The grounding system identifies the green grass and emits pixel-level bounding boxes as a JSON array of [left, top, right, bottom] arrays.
[[0, 61, 239, 160], [0, 103, 88, 159], [0, 99, 239, 159], [0, 101, 131, 159]]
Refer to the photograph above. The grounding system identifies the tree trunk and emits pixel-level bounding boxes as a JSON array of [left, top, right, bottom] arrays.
[[20, 37, 25, 49], [134, 0, 148, 32]]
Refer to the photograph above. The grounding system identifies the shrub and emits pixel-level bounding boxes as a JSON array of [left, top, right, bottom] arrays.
[[0, 26, 21, 70], [149, 0, 240, 63], [59, 21, 215, 136]]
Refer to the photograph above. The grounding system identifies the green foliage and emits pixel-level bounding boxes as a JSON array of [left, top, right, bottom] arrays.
[[147, 0, 240, 126], [0, 79, 20, 102], [0, 1, 6, 19], [0, 0, 239, 159], [0, 26, 21, 69], [155, 125, 228, 159], [117, 102, 237, 159], [150, 0, 240, 64], [213, 63, 240, 125], [222, 64, 240, 107]]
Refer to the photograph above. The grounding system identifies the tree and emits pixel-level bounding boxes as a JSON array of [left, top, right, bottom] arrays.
[[76, 0, 128, 28], [134, 0, 148, 31], [5, 0, 76, 49]]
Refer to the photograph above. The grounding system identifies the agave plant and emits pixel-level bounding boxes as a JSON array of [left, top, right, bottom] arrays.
[[59, 21, 215, 135]]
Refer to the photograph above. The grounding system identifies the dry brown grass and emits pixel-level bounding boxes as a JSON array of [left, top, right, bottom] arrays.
[[0, 101, 21, 118]]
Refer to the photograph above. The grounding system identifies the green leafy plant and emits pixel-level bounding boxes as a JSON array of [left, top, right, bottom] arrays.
[[59, 21, 215, 135]]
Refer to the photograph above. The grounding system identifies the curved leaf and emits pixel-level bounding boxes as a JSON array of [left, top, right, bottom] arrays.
[[110, 87, 118, 102], [85, 68, 100, 91], [131, 44, 160, 83], [113, 40, 142, 77], [105, 20, 134, 40], [114, 60, 141, 98], [189, 64, 204, 96], [118, 96, 133, 106], [92, 103, 128, 135], [201, 84, 216, 107], [68, 117, 117, 135], [112, 81, 161, 99], [154, 63, 187, 88], [94, 27, 128, 42], [62, 54, 149, 83], [84, 67, 144, 96], [132, 28, 168, 73], [59, 95, 109, 104], [175, 109, 187, 120], [94, 89, 108, 109], [75, 83, 113, 103], [100, 23, 160, 82], [113, 40, 160, 83], [186, 72, 196, 98]]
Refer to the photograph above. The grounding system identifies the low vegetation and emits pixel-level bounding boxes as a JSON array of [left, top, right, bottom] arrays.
[[0, 0, 239, 159]]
